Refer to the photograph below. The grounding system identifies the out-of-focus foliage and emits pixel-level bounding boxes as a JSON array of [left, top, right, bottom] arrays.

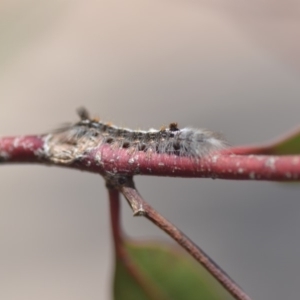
[[114, 241, 234, 300], [269, 129, 300, 155]]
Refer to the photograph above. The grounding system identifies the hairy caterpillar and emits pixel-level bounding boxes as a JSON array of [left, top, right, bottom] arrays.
[[47, 108, 227, 163]]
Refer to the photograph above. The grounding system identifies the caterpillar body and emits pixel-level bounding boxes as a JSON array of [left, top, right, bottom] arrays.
[[47, 108, 227, 163]]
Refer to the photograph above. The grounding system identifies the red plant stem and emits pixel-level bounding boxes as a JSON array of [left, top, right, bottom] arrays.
[[108, 189, 123, 254], [0, 136, 45, 163], [1, 135, 300, 181], [229, 126, 300, 155], [108, 188, 170, 300], [118, 179, 251, 300]]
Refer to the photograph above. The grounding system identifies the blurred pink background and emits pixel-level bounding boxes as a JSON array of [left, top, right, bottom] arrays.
[[1, 1, 300, 299]]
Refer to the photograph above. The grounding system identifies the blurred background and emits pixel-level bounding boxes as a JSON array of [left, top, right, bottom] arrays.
[[0, 1, 300, 299]]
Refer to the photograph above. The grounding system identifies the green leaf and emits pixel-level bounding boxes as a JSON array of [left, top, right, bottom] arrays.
[[269, 130, 300, 155], [113, 241, 234, 300]]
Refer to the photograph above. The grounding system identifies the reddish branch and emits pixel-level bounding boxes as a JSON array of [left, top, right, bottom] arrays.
[[0, 135, 299, 181], [1, 128, 299, 300], [0, 136, 44, 163]]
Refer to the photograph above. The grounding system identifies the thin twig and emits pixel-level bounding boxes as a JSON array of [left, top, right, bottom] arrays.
[[108, 189, 123, 253], [109, 176, 252, 300], [108, 187, 171, 300], [230, 126, 300, 155]]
